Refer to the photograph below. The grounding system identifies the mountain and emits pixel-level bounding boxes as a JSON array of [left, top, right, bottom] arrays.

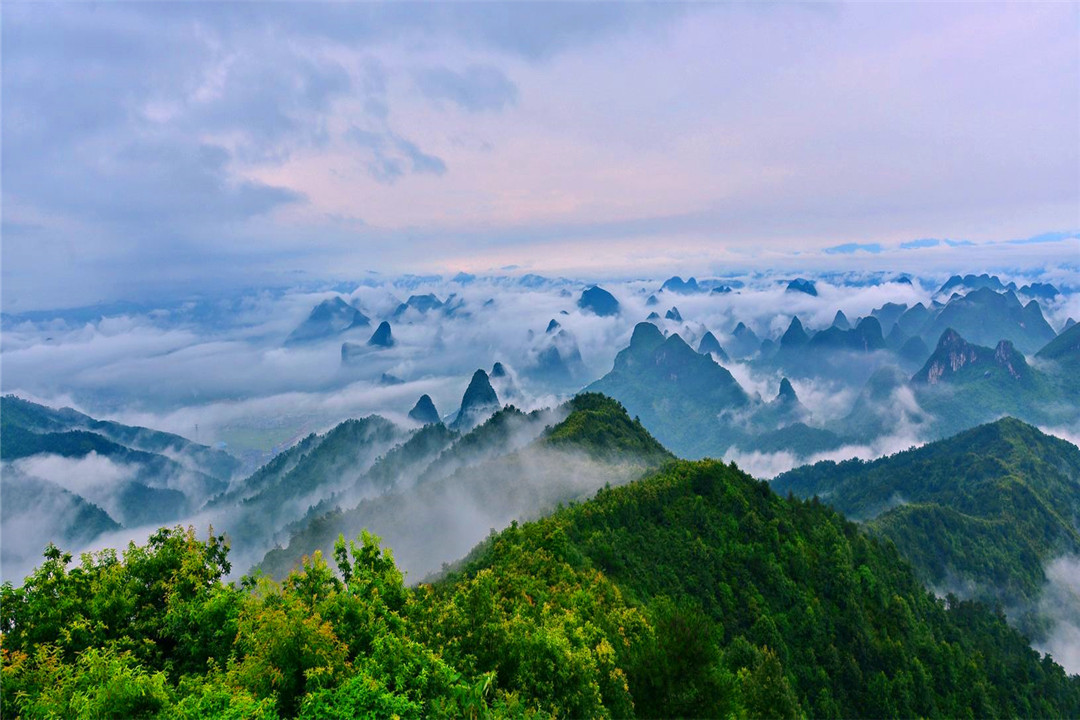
[[285, 297, 369, 345], [488, 362, 523, 404], [839, 365, 927, 442], [774, 418, 1080, 619], [587, 323, 751, 457], [884, 322, 909, 351], [8, 413, 1080, 718], [0, 395, 241, 582], [577, 285, 620, 316], [785, 277, 817, 296], [407, 395, 441, 425], [779, 315, 810, 348], [1035, 322, 1080, 394], [913, 329, 1037, 386], [747, 377, 814, 433], [772, 316, 810, 363], [586, 324, 855, 459], [645, 294, 659, 307], [339, 320, 395, 366], [832, 310, 851, 330], [1, 474, 121, 578], [260, 394, 671, 581], [441, 293, 467, 318], [660, 276, 702, 294], [908, 329, 1058, 436], [439, 455, 1079, 718], [898, 334, 931, 367], [525, 324, 587, 389], [216, 416, 402, 518], [806, 316, 886, 354], [452, 370, 500, 430], [0, 395, 239, 481], [920, 287, 1055, 354], [870, 302, 908, 333], [367, 320, 394, 347], [936, 273, 1015, 297], [664, 306, 682, 322], [895, 302, 933, 335], [697, 331, 729, 362], [1019, 282, 1060, 300], [727, 321, 761, 358], [1036, 321, 1080, 365], [392, 293, 444, 318]]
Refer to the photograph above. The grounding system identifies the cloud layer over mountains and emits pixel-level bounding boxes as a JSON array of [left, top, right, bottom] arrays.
[[4, 269, 1076, 470]]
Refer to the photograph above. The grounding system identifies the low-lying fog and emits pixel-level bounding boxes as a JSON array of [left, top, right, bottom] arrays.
[[3, 268, 1079, 583], [5, 270, 1074, 465]]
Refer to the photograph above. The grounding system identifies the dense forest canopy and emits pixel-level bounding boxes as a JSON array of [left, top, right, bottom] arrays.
[[4, 456, 1078, 718]]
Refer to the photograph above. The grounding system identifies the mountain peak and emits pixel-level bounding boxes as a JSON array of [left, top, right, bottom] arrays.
[[368, 321, 394, 347], [697, 331, 729, 362], [629, 321, 665, 353], [832, 310, 851, 330], [777, 377, 798, 403], [408, 395, 441, 425], [546, 318, 561, 333], [285, 296, 370, 344], [914, 329, 1032, 384], [453, 370, 500, 429], [578, 286, 620, 317], [780, 316, 809, 347], [660, 276, 702, 294], [664, 306, 683, 322], [392, 293, 444, 318], [786, 278, 818, 296]]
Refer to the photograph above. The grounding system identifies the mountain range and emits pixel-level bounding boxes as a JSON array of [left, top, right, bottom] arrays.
[[774, 418, 1080, 643], [6, 412, 1079, 718]]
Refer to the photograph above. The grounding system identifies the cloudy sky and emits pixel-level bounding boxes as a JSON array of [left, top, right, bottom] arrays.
[[3, 2, 1077, 311]]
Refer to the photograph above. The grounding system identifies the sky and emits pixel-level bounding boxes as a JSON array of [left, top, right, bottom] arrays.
[[2, 1, 1078, 311]]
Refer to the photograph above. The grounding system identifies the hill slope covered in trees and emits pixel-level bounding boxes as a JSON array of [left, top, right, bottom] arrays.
[[4, 447, 1078, 718], [773, 418, 1080, 634]]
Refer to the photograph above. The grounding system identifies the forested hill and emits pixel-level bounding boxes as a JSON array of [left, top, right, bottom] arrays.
[[4, 457, 1078, 718], [257, 393, 672, 581], [773, 417, 1080, 612]]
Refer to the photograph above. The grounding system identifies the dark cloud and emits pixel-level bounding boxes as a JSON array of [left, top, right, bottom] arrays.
[[346, 128, 447, 184], [415, 65, 519, 112], [1, 2, 1074, 310]]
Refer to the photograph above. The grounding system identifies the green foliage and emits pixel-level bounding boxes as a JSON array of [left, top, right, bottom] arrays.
[[5, 646, 171, 720], [4, 454, 1080, 718], [543, 393, 672, 461], [774, 418, 1080, 610]]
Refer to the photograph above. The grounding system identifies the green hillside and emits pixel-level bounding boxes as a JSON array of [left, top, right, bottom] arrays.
[[1036, 322, 1080, 395], [5, 455, 1078, 719], [773, 418, 1080, 611]]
